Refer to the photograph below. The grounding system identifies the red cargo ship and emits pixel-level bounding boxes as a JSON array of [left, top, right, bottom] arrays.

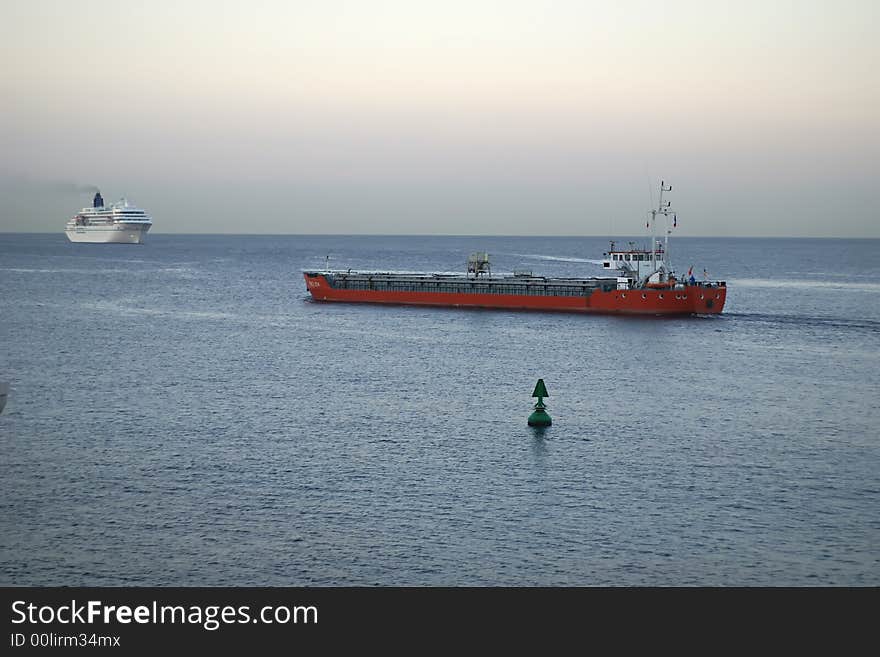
[[303, 182, 727, 315]]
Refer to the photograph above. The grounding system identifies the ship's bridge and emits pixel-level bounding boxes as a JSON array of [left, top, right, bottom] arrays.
[[601, 241, 665, 280]]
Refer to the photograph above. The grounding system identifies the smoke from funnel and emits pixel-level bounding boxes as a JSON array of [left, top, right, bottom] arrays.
[[41, 181, 100, 195]]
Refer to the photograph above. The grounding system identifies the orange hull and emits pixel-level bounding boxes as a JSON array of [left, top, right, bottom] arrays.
[[304, 273, 726, 315]]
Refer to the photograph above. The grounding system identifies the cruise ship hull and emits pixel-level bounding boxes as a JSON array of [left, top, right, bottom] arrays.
[[65, 224, 151, 244], [303, 273, 727, 315]]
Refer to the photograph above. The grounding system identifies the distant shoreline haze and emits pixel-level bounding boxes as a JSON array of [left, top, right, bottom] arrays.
[[0, 177, 877, 239]]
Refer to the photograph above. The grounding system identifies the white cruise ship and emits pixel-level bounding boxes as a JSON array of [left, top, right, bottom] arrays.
[[64, 191, 153, 243]]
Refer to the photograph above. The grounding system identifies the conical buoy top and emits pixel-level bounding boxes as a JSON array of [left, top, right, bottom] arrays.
[[532, 379, 549, 398], [528, 378, 552, 427]]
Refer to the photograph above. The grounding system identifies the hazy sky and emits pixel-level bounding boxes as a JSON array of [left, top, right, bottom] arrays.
[[1, 0, 877, 236]]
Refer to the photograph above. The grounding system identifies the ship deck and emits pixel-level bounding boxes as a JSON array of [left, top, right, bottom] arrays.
[[312, 271, 621, 297]]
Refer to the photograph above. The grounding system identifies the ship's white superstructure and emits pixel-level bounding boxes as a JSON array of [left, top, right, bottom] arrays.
[[64, 192, 153, 244], [599, 181, 680, 287]]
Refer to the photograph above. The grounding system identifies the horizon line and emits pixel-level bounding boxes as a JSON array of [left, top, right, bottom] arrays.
[[2, 231, 879, 240]]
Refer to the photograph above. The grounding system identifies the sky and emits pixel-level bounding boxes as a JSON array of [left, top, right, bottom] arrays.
[[1, 0, 877, 236]]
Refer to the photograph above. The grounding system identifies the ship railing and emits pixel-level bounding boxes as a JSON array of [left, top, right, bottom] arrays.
[[681, 280, 726, 288]]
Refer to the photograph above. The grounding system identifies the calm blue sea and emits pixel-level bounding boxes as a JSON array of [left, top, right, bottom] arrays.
[[1, 233, 878, 585]]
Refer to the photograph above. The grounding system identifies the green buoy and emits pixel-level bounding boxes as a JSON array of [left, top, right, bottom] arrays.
[[528, 378, 552, 427]]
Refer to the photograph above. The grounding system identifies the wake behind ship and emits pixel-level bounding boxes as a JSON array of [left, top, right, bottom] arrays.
[[303, 182, 727, 316], [64, 191, 153, 244]]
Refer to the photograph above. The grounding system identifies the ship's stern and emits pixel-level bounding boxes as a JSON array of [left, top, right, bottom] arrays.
[[689, 283, 726, 313]]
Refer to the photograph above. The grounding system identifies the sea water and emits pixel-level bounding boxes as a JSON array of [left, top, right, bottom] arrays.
[[1, 234, 878, 585]]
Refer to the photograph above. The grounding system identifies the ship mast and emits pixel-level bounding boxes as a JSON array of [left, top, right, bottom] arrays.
[[649, 180, 674, 280], [662, 180, 672, 276]]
